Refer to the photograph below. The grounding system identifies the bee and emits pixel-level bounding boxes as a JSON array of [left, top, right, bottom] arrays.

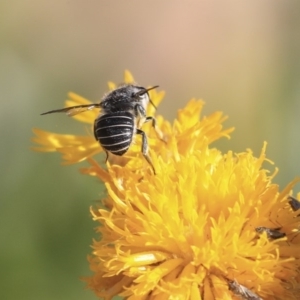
[[41, 84, 163, 174], [255, 226, 286, 240], [227, 279, 262, 300], [288, 196, 300, 212]]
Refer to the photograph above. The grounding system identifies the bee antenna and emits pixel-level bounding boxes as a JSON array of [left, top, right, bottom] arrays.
[[149, 99, 157, 110], [135, 85, 159, 110], [135, 85, 159, 95], [145, 85, 159, 93]]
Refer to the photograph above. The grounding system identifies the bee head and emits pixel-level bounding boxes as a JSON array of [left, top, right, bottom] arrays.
[[255, 227, 264, 234], [100, 84, 159, 114], [132, 85, 158, 110]]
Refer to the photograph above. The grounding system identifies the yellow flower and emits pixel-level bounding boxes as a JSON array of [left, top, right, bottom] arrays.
[[84, 145, 300, 300], [32, 71, 300, 299]]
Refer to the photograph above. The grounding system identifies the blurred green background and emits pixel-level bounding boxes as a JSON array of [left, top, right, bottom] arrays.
[[1, 1, 300, 299]]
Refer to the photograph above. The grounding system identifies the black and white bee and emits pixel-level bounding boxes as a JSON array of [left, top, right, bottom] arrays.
[[41, 84, 163, 174], [288, 196, 300, 212], [255, 226, 286, 240], [228, 279, 263, 300]]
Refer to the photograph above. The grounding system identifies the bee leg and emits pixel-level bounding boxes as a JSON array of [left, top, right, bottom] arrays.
[[136, 129, 156, 175], [105, 151, 109, 163], [145, 116, 166, 143]]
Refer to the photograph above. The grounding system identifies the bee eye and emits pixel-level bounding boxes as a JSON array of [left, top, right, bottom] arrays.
[[133, 91, 143, 97]]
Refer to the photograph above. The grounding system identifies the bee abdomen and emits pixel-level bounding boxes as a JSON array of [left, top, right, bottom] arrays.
[[94, 111, 134, 156]]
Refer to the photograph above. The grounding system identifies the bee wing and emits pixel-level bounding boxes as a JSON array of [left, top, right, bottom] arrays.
[[41, 104, 100, 116], [243, 288, 262, 300]]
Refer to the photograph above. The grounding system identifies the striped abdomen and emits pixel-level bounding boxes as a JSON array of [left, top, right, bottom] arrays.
[[94, 111, 134, 156]]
